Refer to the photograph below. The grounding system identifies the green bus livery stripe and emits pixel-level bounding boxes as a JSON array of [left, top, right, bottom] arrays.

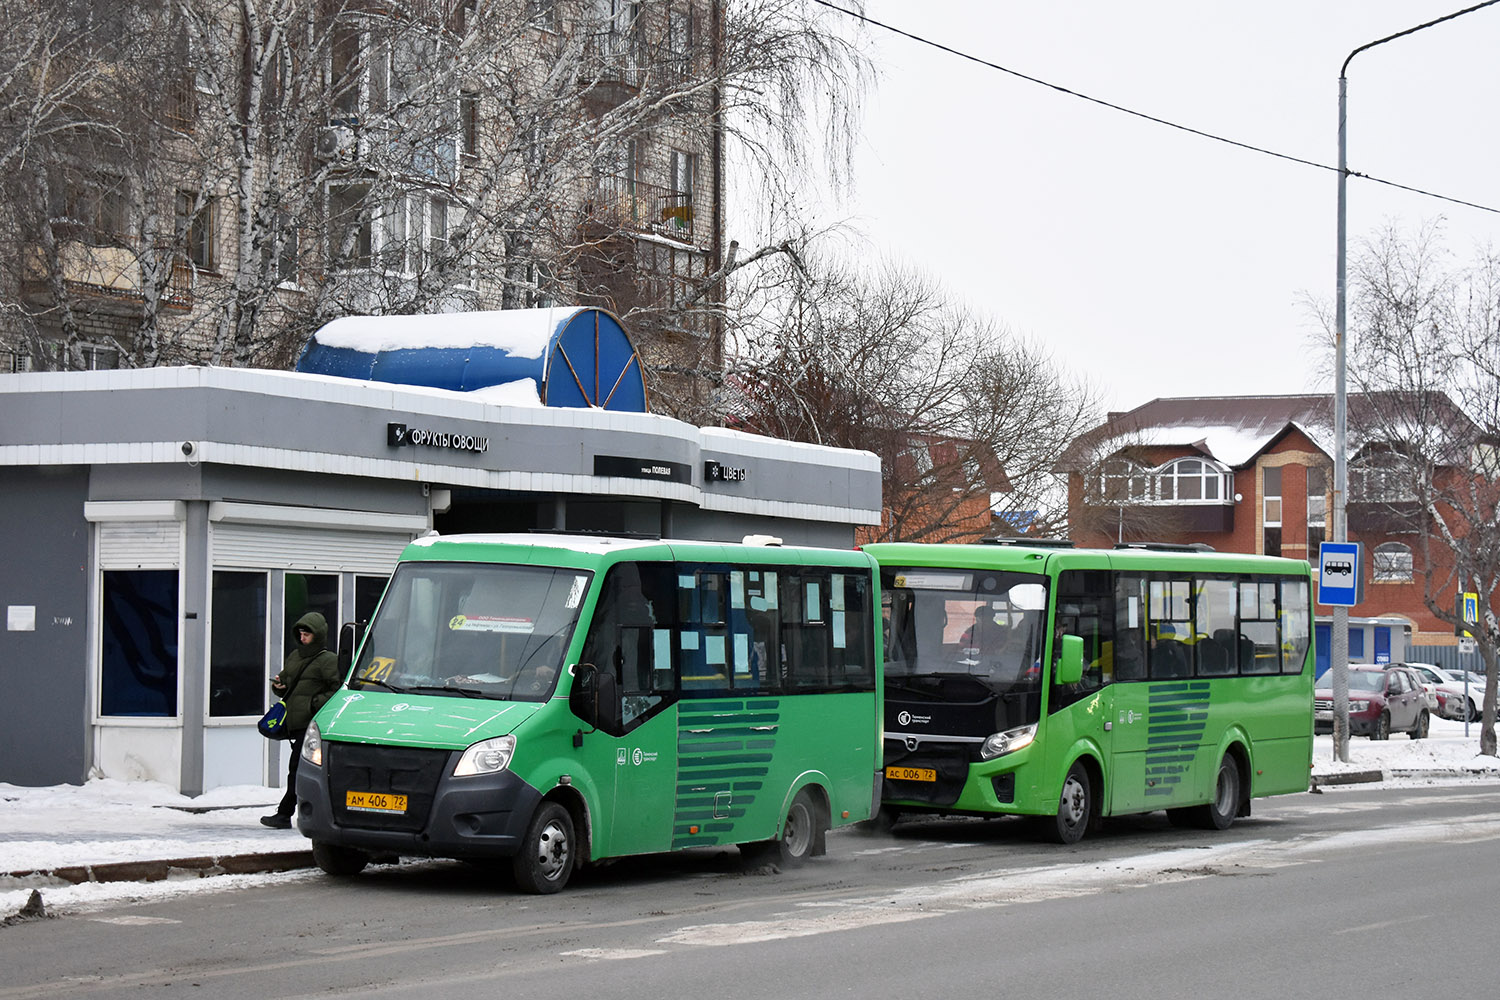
[[677, 741, 747, 753], [673, 697, 782, 849]]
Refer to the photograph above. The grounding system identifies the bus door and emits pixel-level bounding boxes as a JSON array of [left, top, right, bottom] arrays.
[[577, 565, 678, 858], [1051, 569, 1117, 811], [1106, 574, 1162, 815]]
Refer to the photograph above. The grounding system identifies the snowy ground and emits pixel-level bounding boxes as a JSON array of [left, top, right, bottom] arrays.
[[3, 716, 1499, 919]]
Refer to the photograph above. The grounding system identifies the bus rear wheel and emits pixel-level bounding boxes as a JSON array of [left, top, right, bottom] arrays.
[[513, 801, 574, 894], [743, 788, 818, 867], [1174, 756, 1240, 831], [1044, 763, 1093, 845]]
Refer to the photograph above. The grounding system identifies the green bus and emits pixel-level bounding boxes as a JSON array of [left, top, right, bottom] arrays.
[[864, 541, 1314, 843], [295, 534, 882, 892]]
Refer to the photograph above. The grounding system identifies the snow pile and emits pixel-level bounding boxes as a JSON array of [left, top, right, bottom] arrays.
[[312, 308, 576, 359]]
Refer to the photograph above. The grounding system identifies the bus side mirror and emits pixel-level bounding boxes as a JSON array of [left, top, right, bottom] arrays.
[[1056, 634, 1084, 685], [337, 621, 366, 675], [569, 663, 623, 736]]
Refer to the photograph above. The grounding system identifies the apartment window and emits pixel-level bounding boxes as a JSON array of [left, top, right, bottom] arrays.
[[329, 184, 373, 267], [165, 70, 197, 129], [1372, 542, 1414, 582], [274, 215, 299, 284], [176, 192, 217, 271], [3, 351, 31, 373], [331, 28, 363, 118], [429, 198, 449, 261], [1306, 465, 1327, 564], [1097, 457, 1151, 503], [667, 5, 695, 74], [1262, 465, 1282, 557], [669, 149, 696, 196], [1350, 450, 1417, 503], [527, 0, 559, 31], [524, 259, 555, 307], [380, 195, 410, 271], [1158, 458, 1224, 502], [80, 344, 120, 370], [460, 90, 479, 157]]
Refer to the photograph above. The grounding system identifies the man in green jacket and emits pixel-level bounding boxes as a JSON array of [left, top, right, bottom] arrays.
[[261, 612, 343, 829]]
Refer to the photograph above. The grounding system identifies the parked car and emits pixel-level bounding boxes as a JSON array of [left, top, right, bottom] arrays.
[[1385, 663, 1439, 714], [1402, 662, 1486, 722], [1314, 664, 1430, 740]]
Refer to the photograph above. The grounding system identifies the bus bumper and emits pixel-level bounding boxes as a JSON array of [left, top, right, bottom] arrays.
[[296, 753, 543, 861]]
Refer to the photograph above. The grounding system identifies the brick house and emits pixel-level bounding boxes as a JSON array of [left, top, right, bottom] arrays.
[[1059, 393, 1481, 657]]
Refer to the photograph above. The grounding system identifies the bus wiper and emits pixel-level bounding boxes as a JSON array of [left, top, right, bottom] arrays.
[[353, 677, 410, 693], [405, 684, 489, 699]]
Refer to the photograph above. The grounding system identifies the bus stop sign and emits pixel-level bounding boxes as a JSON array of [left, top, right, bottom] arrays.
[[1317, 541, 1364, 607]]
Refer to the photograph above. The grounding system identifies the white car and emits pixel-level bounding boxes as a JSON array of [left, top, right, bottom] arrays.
[[1402, 662, 1486, 722]]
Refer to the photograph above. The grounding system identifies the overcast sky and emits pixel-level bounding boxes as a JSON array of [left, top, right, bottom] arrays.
[[797, 1, 1500, 415]]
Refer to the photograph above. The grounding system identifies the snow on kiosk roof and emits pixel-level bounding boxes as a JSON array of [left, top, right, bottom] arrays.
[[295, 306, 649, 412]]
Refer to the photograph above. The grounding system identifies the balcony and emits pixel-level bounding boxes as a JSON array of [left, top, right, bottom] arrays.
[[584, 174, 696, 244], [25, 241, 195, 312]]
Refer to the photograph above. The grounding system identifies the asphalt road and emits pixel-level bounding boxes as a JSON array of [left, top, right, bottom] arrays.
[[4, 780, 1500, 1000]]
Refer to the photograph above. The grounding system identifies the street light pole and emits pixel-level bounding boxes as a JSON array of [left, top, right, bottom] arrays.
[[1333, 0, 1500, 763]]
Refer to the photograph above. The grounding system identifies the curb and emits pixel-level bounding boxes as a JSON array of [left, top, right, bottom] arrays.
[[3, 851, 315, 886], [1310, 769, 1385, 789]]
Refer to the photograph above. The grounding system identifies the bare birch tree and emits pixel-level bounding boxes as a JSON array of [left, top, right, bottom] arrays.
[[1342, 222, 1500, 756], [727, 250, 1097, 542]]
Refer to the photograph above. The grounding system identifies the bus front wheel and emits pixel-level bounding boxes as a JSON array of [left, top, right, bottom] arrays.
[[1045, 763, 1093, 845], [312, 841, 368, 877], [513, 801, 575, 894]]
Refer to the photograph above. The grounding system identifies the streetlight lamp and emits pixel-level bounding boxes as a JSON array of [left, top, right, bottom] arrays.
[[1332, 0, 1500, 762]]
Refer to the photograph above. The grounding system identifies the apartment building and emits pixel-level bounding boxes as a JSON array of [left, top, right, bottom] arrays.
[[1, 0, 724, 411]]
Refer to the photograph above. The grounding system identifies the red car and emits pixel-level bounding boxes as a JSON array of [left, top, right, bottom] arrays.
[[1314, 664, 1430, 740]]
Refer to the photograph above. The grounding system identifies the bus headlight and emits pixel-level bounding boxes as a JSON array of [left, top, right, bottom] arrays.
[[980, 724, 1037, 761], [454, 735, 517, 777], [300, 723, 324, 767]]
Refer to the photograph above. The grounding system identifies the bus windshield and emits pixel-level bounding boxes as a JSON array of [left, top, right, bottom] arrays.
[[349, 562, 592, 701], [883, 566, 1049, 702]]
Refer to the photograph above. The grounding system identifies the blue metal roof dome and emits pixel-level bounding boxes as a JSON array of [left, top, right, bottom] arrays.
[[295, 307, 649, 412]]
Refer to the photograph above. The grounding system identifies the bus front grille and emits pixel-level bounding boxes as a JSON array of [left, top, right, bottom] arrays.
[[326, 742, 451, 832]]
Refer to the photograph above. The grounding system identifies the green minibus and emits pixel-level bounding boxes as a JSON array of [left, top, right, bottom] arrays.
[[864, 541, 1314, 843], [295, 533, 882, 892]]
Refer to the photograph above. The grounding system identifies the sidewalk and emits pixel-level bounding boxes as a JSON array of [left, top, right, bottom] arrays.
[[4, 720, 1499, 908], [1, 780, 311, 889]]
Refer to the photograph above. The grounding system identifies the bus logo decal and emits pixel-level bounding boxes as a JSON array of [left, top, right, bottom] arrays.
[[897, 711, 912, 726]]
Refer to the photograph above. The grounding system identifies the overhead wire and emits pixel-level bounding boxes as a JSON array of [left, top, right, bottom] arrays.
[[810, 0, 1500, 217]]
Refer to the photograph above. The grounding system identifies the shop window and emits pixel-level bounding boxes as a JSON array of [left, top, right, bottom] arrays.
[[100, 570, 179, 716], [354, 575, 388, 625], [285, 572, 339, 652], [209, 571, 268, 717]]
